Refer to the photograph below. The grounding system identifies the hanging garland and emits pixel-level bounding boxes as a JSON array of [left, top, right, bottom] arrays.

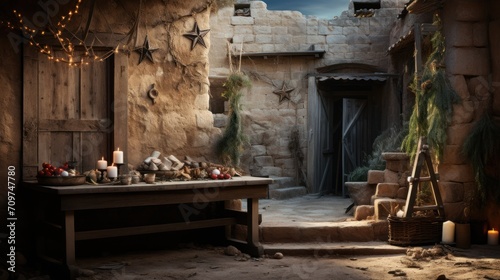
[[402, 15, 460, 162], [216, 72, 251, 167]]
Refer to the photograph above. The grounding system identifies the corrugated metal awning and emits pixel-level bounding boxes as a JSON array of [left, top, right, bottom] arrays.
[[315, 73, 391, 82]]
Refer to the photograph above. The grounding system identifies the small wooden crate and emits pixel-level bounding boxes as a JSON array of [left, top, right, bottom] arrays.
[[388, 215, 444, 246]]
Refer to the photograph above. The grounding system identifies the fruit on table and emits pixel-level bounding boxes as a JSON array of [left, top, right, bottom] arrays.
[[37, 161, 76, 177]]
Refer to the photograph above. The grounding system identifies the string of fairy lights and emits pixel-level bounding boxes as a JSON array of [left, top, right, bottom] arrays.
[[1, 0, 130, 67], [1, 0, 215, 67]]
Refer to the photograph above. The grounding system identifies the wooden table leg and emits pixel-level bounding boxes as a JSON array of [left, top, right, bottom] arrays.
[[64, 210, 76, 265], [246, 198, 263, 257]]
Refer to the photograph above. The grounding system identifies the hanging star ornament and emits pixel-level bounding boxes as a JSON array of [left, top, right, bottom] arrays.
[[134, 35, 158, 64], [273, 81, 295, 103], [183, 21, 210, 50]]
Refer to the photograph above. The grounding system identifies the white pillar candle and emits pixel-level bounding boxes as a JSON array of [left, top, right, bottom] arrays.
[[113, 148, 124, 164], [488, 228, 499, 245], [442, 220, 455, 244], [97, 157, 107, 170], [107, 165, 118, 178]]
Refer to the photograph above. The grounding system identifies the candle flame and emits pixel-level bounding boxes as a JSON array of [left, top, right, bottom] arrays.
[[101, 156, 104, 160], [117, 147, 120, 151]]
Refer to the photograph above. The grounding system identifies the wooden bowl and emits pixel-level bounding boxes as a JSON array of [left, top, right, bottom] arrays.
[[37, 175, 86, 186]]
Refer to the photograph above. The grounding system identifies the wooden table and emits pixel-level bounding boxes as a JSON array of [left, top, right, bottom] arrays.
[[24, 176, 272, 266]]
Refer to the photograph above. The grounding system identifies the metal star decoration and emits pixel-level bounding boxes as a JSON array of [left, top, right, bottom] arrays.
[[183, 21, 210, 50], [273, 82, 294, 103], [134, 35, 158, 64]]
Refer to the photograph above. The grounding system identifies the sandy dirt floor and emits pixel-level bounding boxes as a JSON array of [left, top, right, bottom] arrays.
[[73, 244, 500, 280]]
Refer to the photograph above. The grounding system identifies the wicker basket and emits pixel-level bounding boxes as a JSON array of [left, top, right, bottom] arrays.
[[388, 215, 444, 246]]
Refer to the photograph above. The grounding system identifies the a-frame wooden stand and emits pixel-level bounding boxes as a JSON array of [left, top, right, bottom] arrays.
[[403, 137, 445, 218]]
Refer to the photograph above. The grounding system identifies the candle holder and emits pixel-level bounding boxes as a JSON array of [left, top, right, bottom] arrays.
[[115, 163, 124, 176], [98, 169, 106, 182]]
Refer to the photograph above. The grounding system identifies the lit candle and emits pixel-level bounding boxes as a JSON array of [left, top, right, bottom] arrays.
[[107, 165, 118, 178], [442, 220, 455, 244], [113, 148, 123, 164], [488, 228, 499, 245], [97, 157, 107, 170]]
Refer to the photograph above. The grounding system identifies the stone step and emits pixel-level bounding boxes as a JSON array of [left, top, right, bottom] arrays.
[[260, 220, 388, 243], [268, 176, 296, 190], [268, 186, 307, 200], [263, 241, 407, 257]]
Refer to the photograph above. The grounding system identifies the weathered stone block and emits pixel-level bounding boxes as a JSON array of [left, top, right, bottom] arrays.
[[451, 101, 475, 125], [255, 34, 272, 44], [444, 202, 467, 221], [449, 74, 471, 100], [346, 181, 376, 205], [231, 16, 255, 25], [338, 224, 375, 242], [384, 169, 400, 185], [375, 183, 400, 198], [473, 22, 488, 47], [254, 156, 273, 167], [385, 159, 409, 173], [354, 205, 375, 221], [439, 181, 464, 203], [307, 35, 326, 44], [452, 0, 488, 22], [233, 34, 255, 43], [446, 47, 490, 76], [397, 187, 408, 200], [438, 164, 475, 183], [250, 1, 267, 10], [367, 170, 385, 185], [213, 114, 227, 128], [442, 144, 467, 165], [468, 76, 491, 101], [251, 145, 267, 157], [259, 166, 282, 177], [446, 21, 473, 47], [446, 123, 474, 146]]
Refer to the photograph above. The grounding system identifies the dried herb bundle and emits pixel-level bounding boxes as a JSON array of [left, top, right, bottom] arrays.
[[216, 72, 251, 167], [402, 15, 459, 162]]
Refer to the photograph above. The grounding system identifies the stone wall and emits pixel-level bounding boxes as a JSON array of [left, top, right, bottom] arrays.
[[0, 0, 218, 218], [441, 0, 493, 222], [210, 0, 405, 178], [388, 0, 500, 228]]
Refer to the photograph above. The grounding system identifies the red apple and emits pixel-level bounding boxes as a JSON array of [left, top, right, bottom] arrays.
[[224, 173, 231, 179], [218, 174, 224, 179], [210, 174, 218, 180]]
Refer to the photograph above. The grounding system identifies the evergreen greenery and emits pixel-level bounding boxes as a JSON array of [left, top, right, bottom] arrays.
[[462, 113, 500, 204], [216, 72, 251, 167], [348, 124, 408, 181], [402, 16, 460, 162]]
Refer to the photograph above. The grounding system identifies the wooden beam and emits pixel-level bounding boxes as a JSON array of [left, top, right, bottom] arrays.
[[38, 119, 107, 132], [75, 218, 237, 240]]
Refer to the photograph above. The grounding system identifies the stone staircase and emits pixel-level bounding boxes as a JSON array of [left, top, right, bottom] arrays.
[[267, 176, 307, 199], [238, 194, 406, 257], [346, 152, 411, 221], [247, 154, 413, 256]]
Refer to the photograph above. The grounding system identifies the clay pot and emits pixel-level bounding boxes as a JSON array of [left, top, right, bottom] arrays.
[[144, 173, 156, 184], [456, 223, 471, 249]]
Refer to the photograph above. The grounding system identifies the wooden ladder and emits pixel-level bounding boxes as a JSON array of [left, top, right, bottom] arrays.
[[403, 137, 445, 218]]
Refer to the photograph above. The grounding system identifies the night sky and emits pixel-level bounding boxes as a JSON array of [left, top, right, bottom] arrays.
[[261, 0, 351, 19]]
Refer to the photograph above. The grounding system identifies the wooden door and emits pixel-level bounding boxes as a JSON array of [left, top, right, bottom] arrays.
[[342, 98, 369, 196], [23, 46, 128, 179]]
